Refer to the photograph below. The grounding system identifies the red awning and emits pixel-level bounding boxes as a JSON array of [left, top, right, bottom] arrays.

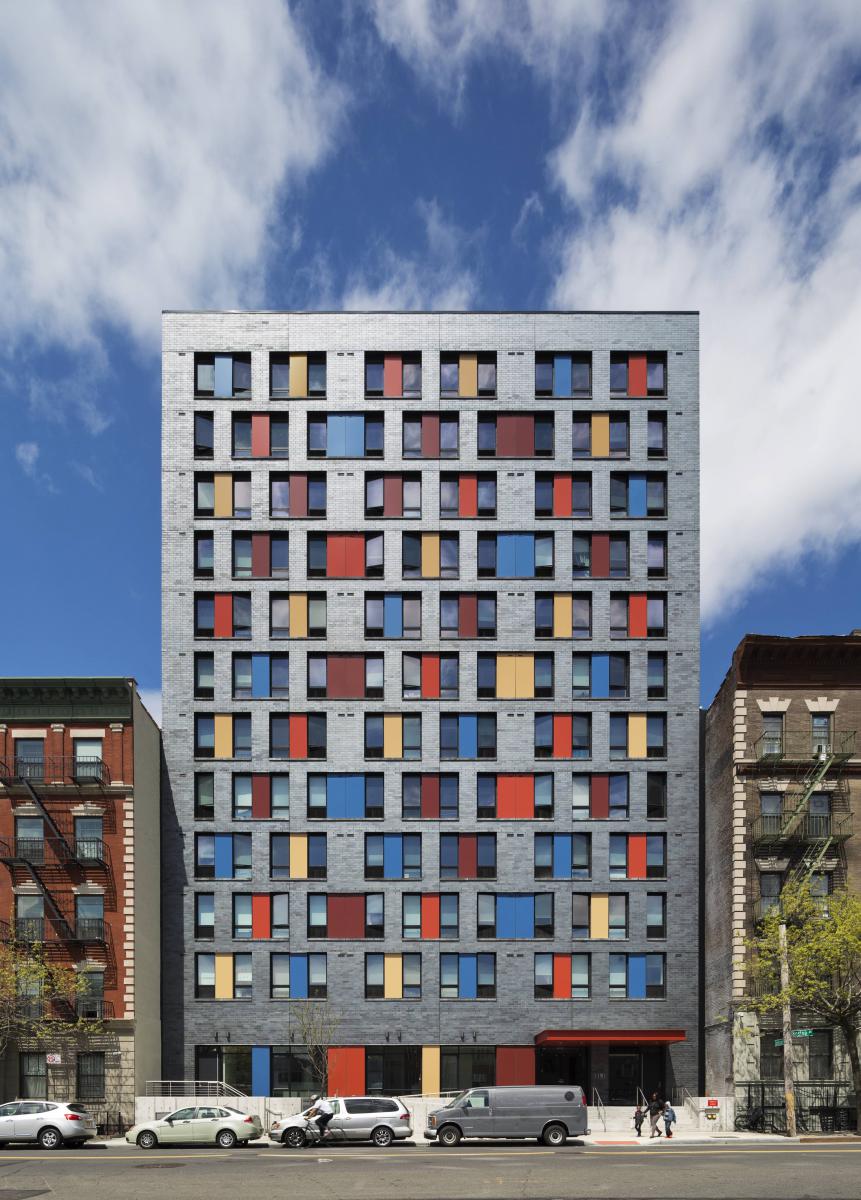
[[535, 1029, 687, 1046]]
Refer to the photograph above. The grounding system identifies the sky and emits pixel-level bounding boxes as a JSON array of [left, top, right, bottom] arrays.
[[2, 0, 861, 724]]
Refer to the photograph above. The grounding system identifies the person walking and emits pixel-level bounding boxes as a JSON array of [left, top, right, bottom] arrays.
[[663, 1101, 677, 1139], [633, 1104, 645, 1137], [648, 1093, 664, 1138]]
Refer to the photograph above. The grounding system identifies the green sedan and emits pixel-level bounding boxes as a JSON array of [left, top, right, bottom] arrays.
[[126, 1105, 263, 1149]]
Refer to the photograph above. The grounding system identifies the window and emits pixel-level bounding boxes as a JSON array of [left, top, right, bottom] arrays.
[[440, 714, 496, 759], [609, 953, 665, 999], [232, 414, 252, 457], [647, 652, 667, 698], [647, 412, 667, 458], [233, 894, 252, 939], [365, 834, 422, 880], [401, 774, 459, 820], [647, 533, 667, 579], [194, 412, 214, 457], [647, 715, 667, 758], [812, 713, 832, 754], [402, 533, 459, 579], [195, 893, 215, 939], [534, 833, 590, 880], [440, 954, 496, 998], [646, 893, 666, 939], [759, 1034, 783, 1080], [195, 353, 251, 398], [76, 1053, 105, 1101], [761, 713, 784, 757], [195, 953, 215, 998], [808, 1030, 833, 1080], [194, 773, 214, 820], [535, 353, 591, 396], [647, 834, 666, 878], [193, 531, 214, 579], [647, 773, 667, 819], [18, 1054, 47, 1099], [759, 871, 782, 916]]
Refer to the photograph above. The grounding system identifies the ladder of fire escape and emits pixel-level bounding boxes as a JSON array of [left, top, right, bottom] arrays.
[[12, 778, 78, 941], [777, 750, 835, 840], [20, 778, 75, 857]]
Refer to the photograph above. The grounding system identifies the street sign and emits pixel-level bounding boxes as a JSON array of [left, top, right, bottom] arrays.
[[792, 1029, 813, 1037], [774, 1039, 783, 1047], [46, 1053, 62, 1065]]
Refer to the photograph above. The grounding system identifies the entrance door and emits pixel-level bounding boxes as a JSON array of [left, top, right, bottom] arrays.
[[608, 1051, 641, 1103], [537, 1045, 590, 1093]]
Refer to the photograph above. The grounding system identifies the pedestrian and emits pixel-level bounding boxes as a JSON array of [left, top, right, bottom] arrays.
[[663, 1101, 677, 1139], [633, 1104, 645, 1137], [648, 1092, 664, 1138]]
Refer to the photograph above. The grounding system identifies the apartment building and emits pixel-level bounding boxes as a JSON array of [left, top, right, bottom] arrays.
[[0, 678, 161, 1128], [704, 634, 861, 1118], [162, 311, 700, 1103]]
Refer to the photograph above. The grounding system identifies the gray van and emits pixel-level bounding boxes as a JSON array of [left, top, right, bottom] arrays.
[[424, 1085, 589, 1146]]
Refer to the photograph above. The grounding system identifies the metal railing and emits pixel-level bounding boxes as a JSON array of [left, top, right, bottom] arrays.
[[0, 836, 107, 866], [0, 756, 111, 787], [750, 812, 852, 848], [753, 730, 855, 765], [145, 1080, 249, 1098], [735, 1082, 856, 1134], [591, 1087, 606, 1131], [13, 917, 45, 941], [75, 919, 106, 943]]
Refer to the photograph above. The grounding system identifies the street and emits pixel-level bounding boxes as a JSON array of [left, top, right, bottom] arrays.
[[0, 1142, 859, 1200]]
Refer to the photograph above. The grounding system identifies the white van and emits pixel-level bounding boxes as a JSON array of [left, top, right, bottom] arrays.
[[425, 1085, 589, 1146]]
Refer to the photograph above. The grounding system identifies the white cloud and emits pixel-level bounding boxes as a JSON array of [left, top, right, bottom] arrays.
[[72, 462, 104, 492], [138, 688, 162, 728], [512, 192, 544, 245], [15, 442, 40, 476], [0, 0, 344, 354]]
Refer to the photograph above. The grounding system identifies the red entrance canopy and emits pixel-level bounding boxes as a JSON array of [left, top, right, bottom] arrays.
[[535, 1029, 686, 1046]]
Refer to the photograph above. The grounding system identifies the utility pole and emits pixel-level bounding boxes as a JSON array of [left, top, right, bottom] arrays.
[[779, 921, 797, 1137]]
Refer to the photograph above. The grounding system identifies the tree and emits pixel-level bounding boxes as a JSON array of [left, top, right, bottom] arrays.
[[748, 881, 861, 1132], [291, 1001, 340, 1095], [0, 940, 102, 1065]]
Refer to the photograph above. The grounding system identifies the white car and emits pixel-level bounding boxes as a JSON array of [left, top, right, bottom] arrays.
[[126, 1105, 263, 1149], [270, 1096, 412, 1147], [0, 1100, 97, 1148]]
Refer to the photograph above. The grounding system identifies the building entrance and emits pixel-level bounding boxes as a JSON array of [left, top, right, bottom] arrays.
[[608, 1046, 665, 1103], [536, 1044, 590, 1093]]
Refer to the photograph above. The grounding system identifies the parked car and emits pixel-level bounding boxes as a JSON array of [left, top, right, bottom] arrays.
[[0, 1100, 97, 1148], [271, 1096, 412, 1147], [126, 1105, 263, 1149], [424, 1085, 589, 1146]]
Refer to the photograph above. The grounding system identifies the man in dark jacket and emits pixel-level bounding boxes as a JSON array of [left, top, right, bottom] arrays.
[[648, 1093, 664, 1138]]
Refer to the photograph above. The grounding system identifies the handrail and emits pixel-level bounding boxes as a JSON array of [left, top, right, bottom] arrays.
[[145, 1080, 248, 1098], [0, 756, 111, 787], [636, 1086, 650, 1111], [591, 1087, 606, 1131]]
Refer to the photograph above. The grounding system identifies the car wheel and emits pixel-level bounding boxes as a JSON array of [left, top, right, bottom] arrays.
[[283, 1127, 307, 1149], [0, 1142, 7, 1149], [371, 1125, 394, 1147], [38, 1127, 63, 1150], [216, 1129, 237, 1149], [542, 1123, 567, 1147], [137, 1130, 158, 1149], [437, 1124, 461, 1147]]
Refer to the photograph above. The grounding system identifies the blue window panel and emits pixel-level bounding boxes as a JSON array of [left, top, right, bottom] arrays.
[[591, 653, 610, 699], [290, 954, 309, 999], [251, 653, 270, 699], [552, 834, 571, 880], [515, 534, 535, 578], [328, 775, 347, 820], [214, 354, 233, 399], [496, 895, 517, 939], [383, 833, 403, 879], [214, 833, 234, 879], [553, 354, 572, 398], [628, 475, 648, 518], [515, 895, 535, 939], [328, 415, 347, 457], [384, 594, 403, 638], [251, 1046, 270, 1097], [458, 715, 477, 759], [458, 954, 477, 999], [345, 774, 366, 819], [497, 534, 517, 578], [345, 414, 365, 457], [628, 954, 647, 999]]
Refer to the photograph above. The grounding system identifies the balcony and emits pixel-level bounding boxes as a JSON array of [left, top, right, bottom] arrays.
[[14, 917, 46, 941], [753, 730, 855, 765], [0, 836, 107, 868], [75, 996, 113, 1020], [74, 918, 106, 943], [750, 812, 853, 853], [0, 756, 111, 788]]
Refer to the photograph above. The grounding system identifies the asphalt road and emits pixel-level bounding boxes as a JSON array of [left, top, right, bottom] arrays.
[[0, 1142, 859, 1200]]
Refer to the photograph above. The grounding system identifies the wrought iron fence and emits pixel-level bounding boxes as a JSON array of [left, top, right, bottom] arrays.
[[734, 1081, 856, 1134]]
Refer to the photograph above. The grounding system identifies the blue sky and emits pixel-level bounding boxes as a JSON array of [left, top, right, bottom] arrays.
[[2, 0, 861, 720]]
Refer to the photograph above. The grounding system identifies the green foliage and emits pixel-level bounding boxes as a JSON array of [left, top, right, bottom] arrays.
[[0, 940, 102, 1061]]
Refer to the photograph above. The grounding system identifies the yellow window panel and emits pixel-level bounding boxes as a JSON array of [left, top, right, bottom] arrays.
[[591, 413, 610, 458], [289, 593, 308, 638], [289, 833, 308, 879], [459, 353, 477, 397], [553, 594, 573, 638], [213, 474, 233, 518], [422, 1046, 441, 1095], [628, 714, 648, 759], [421, 534, 440, 579], [384, 954, 403, 999], [214, 954, 233, 1000], [213, 714, 233, 759], [515, 654, 534, 699], [289, 354, 308, 397], [496, 655, 517, 699], [590, 894, 609, 939], [383, 715, 403, 759]]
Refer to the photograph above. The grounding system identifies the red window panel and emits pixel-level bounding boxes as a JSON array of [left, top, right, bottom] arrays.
[[458, 594, 478, 638], [421, 415, 440, 458], [497, 775, 519, 819], [458, 834, 478, 879], [496, 1047, 535, 1086], [251, 413, 270, 458], [214, 594, 233, 638], [552, 715, 572, 760], [552, 953, 571, 999], [497, 414, 533, 457], [383, 475, 403, 517], [421, 894, 440, 939], [459, 475, 478, 517], [328, 895, 365, 939], [516, 775, 535, 819], [591, 534, 611, 578], [290, 473, 308, 518], [328, 1047, 365, 1096], [251, 894, 271, 939], [552, 474, 572, 517], [289, 715, 308, 760], [383, 354, 402, 397], [628, 834, 648, 879], [251, 533, 271, 579], [421, 775, 440, 819], [628, 353, 648, 397], [342, 534, 366, 578], [590, 775, 609, 820], [328, 656, 366, 699], [251, 774, 271, 819], [629, 594, 648, 638], [421, 654, 440, 699], [326, 535, 345, 577]]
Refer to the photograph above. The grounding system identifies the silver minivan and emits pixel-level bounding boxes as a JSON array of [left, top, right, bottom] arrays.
[[425, 1085, 589, 1146], [0, 1100, 98, 1148], [272, 1096, 412, 1146]]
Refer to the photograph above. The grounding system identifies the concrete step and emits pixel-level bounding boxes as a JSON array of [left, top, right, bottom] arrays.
[[591, 1105, 694, 1133]]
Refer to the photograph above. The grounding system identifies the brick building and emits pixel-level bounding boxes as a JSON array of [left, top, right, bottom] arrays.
[[0, 678, 161, 1127], [704, 634, 861, 1114], [162, 311, 700, 1102]]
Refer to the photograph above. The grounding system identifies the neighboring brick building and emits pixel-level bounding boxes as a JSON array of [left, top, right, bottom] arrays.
[[162, 311, 700, 1102], [0, 678, 161, 1128], [704, 635, 861, 1115]]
